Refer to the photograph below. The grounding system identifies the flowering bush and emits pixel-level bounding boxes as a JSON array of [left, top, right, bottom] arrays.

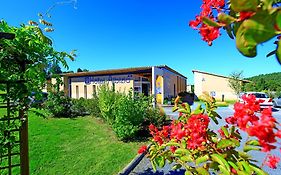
[[189, 0, 281, 64], [139, 93, 281, 174]]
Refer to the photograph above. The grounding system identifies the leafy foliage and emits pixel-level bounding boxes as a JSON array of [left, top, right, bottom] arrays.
[[244, 72, 281, 96], [97, 84, 167, 141], [44, 91, 73, 118], [143, 93, 281, 174], [228, 71, 244, 96], [98, 84, 121, 124], [190, 0, 281, 63], [0, 19, 74, 163]]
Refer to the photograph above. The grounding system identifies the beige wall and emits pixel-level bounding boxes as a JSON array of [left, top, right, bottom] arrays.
[[70, 77, 134, 99], [194, 72, 238, 101], [163, 69, 187, 98]]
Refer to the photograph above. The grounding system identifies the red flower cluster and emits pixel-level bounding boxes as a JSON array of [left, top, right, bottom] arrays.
[[226, 95, 281, 152], [185, 114, 210, 149], [189, 0, 225, 45], [266, 155, 280, 169], [138, 145, 147, 154], [149, 114, 210, 150], [149, 124, 170, 145]]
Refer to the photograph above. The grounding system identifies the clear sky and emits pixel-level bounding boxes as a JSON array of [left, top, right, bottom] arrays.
[[1, 0, 280, 84]]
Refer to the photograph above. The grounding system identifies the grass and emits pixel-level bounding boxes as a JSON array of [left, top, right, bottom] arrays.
[[1, 111, 146, 175]]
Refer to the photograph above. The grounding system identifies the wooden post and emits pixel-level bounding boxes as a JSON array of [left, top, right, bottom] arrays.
[[19, 61, 29, 175], [19, 109, 29, 175]]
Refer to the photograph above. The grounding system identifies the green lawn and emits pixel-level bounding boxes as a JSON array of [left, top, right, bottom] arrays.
[[1, 111, 146, 175]]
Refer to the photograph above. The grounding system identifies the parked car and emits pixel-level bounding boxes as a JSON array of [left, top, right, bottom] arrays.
[[273, 95, 281, 107], [238, 92, 273, 108]]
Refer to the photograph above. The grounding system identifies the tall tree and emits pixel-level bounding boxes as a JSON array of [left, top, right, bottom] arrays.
[[228, 71, 244, 96]]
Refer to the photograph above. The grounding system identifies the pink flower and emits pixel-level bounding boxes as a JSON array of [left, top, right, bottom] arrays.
[[266, 155, 280, 169]]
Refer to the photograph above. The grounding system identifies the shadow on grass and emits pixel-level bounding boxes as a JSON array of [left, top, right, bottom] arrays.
[[131, 168, 185, 175]]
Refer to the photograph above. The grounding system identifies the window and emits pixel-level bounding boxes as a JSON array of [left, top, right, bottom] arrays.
[[84, 85, 87, 99], [76, 85, 79, 99]]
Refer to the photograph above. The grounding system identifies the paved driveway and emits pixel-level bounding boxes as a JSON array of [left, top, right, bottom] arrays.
[[129, 105, 281, 175]]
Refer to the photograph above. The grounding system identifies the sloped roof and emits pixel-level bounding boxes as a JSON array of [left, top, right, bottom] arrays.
[[63, 65, 187, 79], [192, 70, 251, 83]]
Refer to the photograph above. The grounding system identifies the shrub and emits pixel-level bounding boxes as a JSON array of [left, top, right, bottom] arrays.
[[71, 98, 89, 116], [44, 91, 73, 118], [84, 94, 101, 117], [98, 84, 121, 124], [143, 106, 167, 128], [113, 93, 150, 140]]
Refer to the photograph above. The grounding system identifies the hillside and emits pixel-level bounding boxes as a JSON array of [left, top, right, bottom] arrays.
[[244, 72, 281, 92]]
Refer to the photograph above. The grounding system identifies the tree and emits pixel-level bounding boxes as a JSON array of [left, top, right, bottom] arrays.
[[228, 71, 244, 96], [77, 68, 83, 72]]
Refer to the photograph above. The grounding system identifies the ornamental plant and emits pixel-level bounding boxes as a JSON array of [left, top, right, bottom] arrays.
[[140, 93, 281, 174], [189, 0, 281, 64]]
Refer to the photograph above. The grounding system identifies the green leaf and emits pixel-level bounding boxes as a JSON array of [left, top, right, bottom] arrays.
[[249, 164, 269, 175], [166, 142, 180, 147], [276, 38, 281, 65], [181, 139, 187, 149], [246, 140, 260, 146], [230, 138, 240, 147], [185, 171, 193, 175], [172, 106, 178, 112], [238, 151, 252, 160], [241, 161, 252, 174], [180, 155, 193, 162], [196, 155, 209, 165], [151, 159, 157, 171], [202, 17, 222, 27], [155, 156, 165, 168], [175, 148, 190, 155], [218, 13, 237, 25], [276, 10, 281, 31], [225, 25, 234, 39], [218, 165, 230, 175], [196, 167, 210, 175], [217, 139, 236, 149], [210, 115, 219, 125], [236, 10, 277, 57], [243, 145, 261, 152], [221, 126, 230, 137], [178, 108, 188, 113], [172, 164, 182, 170], [230, 0, 259, 12], [228, 161, 239, 171], [266, 50, 276, 57], [237, 171, 249, 175], [211, 154, 230, 171]]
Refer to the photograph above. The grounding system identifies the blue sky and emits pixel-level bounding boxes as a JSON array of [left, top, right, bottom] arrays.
[[1, 0, 280, 84]]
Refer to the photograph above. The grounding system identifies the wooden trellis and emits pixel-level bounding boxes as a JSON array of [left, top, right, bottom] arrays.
[[0, 82, 29, 175], [0, 32, 29, 175]]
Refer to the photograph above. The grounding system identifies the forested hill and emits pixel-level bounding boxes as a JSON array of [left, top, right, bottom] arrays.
[[244, 72, 281, 92]]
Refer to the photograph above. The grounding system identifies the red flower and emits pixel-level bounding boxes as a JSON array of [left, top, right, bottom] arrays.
[[199, 24, 220, 46], [266, 155, 280, 169], [138, 145, 147, 154], [170, 146, 177, 153]]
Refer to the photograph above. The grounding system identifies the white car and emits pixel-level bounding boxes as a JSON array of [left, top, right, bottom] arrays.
[[273, 95, 281, 108], [238, 92, 273, 107]]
